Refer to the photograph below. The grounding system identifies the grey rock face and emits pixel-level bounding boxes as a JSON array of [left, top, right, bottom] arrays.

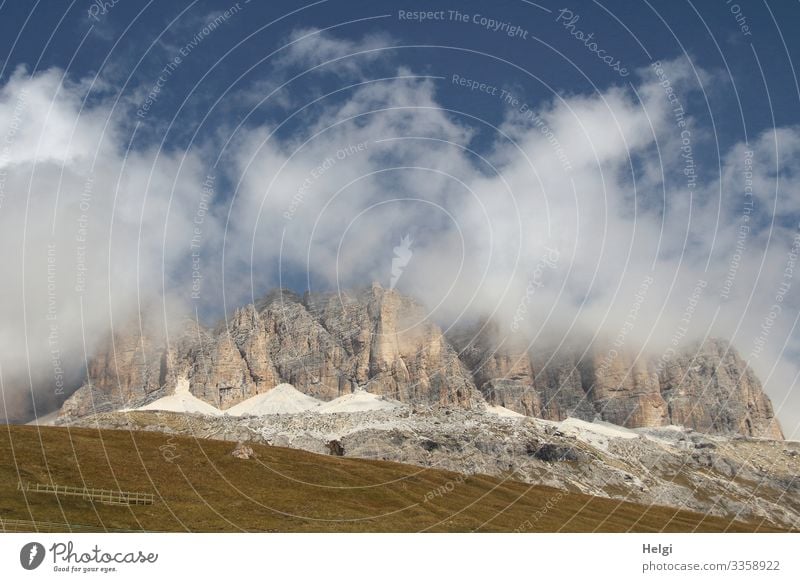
[[61, 284, 482, 416], [60, 323, 169, 417], [59, 286, 783, 439], [658, 338, 784, 439], [305, 284, 479, 406], [452, 320, 542, 416], [453, 327, 783, 439], [530, 348, 596, 421]]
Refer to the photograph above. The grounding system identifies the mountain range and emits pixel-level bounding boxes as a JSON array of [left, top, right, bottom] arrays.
[[59, 282, 783, 440]]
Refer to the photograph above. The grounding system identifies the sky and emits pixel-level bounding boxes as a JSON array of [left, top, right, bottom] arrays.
[[0, 0, 799, 437]]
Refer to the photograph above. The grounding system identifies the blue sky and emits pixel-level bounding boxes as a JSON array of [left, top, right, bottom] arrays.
[[3, 1, 798, 150], [1, 0, 800, 434]]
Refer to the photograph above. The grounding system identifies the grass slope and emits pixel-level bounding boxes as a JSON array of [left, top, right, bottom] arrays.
[[0, 425, 784, 532]]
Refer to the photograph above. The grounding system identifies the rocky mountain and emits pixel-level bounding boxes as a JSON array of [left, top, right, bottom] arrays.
[[454, 322, 783, 440], [61, 284, 482, 418], [59, 283, 784, 440]]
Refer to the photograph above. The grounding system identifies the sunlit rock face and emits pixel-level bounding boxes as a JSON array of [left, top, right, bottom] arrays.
[[60, 285, 783, 439]]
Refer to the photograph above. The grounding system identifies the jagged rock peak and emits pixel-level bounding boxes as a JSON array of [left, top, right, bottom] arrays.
[[61, 284, 482, 417], [57, 288, 784, 440], [454, 327, 783, 439]]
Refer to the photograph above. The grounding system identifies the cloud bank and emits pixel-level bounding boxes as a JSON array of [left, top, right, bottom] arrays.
[[0, 30, 798, 437]]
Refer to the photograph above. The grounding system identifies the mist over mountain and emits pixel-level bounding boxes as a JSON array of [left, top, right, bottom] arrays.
[[55, 284, 783, 440], [0, 7, 798, 439]]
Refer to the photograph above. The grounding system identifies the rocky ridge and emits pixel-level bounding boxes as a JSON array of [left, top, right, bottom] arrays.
[[59, 283, 783, 439], [455, 321, 783, 439]]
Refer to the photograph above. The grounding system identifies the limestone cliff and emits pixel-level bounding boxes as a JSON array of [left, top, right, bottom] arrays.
[[657, 338, 783, 439], [59, 286, 784, 439], [453, 328, 783, 439], [61, 284, 481, 415], [455, 320, 542, 416]]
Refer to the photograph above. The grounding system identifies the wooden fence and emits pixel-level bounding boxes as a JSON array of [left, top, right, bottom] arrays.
[[17, 481, 155, 506], [0, 517, 139, 533]]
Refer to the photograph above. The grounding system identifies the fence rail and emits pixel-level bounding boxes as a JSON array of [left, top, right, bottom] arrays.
[[0, 517, 140, 533], [17, 481, 155, 506]]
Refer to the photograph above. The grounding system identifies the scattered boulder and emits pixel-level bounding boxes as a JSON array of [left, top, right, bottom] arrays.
[[420, 439, 440, 452], [530, 442, 586, 462], [327, 440, 345, 456], [231, 442, 255, 459]]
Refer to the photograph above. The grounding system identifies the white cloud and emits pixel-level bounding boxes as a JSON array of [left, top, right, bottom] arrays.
[[219, 53, 800, 437], [0, 66, 206, 420], [1, 41, 798, 438], [274, 27, 393, 77]]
